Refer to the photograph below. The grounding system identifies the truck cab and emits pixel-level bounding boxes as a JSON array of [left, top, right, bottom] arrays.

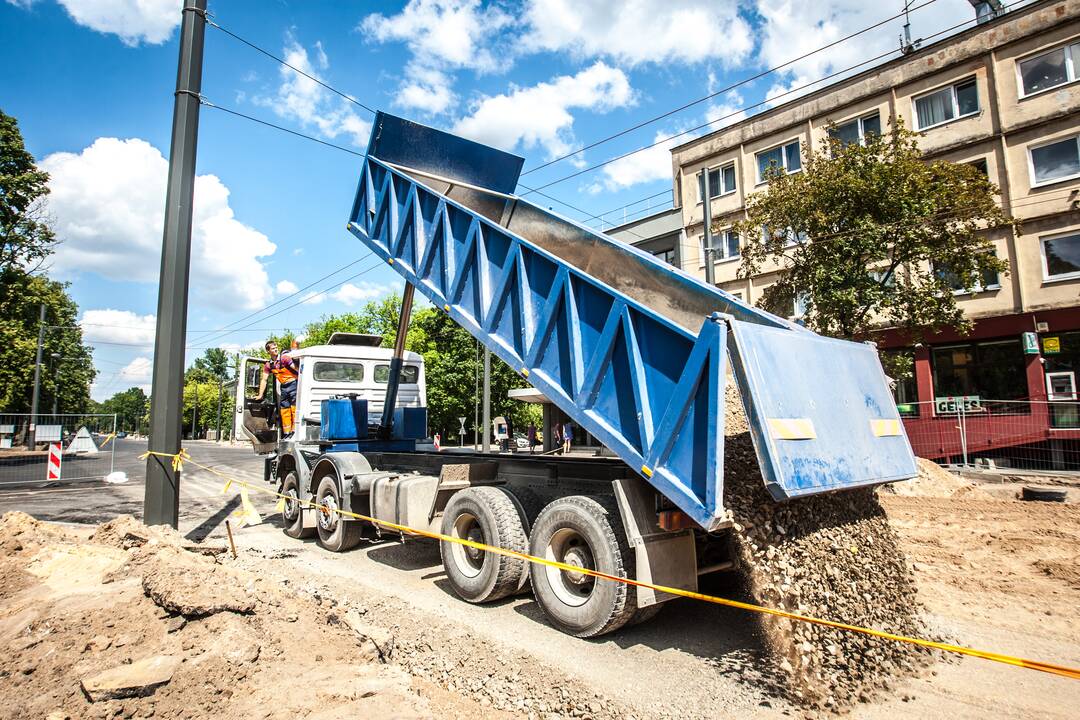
[[234, 332, 426, 453]]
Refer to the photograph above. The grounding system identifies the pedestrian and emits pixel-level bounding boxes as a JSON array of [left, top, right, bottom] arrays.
[[527, 423, 537, 454], [553, 424, 562, 453], [562, 422, 573, 455], [255, 339, 299, 439]]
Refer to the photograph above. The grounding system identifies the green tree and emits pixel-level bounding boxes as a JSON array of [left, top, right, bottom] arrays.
[[0, 271, 95, 413], [182, 378, 231, 439], [1, 109, 56, 273], [97, 387, 148, 433], [733, 121, 1015, 342], [193, 347, 231, 378]]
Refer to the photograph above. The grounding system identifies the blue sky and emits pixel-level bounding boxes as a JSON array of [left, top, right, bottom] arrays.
[[0, 0, 985, 399]]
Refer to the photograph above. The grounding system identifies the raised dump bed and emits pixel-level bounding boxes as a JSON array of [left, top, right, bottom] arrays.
[[347, 113, 917, 531]]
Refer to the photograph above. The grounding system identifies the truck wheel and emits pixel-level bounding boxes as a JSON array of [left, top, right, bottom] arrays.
[[440, 487, 529, 603], [528, 495, 638, 638], [315, 475, 363, 552], [281, 471, 314, 539]]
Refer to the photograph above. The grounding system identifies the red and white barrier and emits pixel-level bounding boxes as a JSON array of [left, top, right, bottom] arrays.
[[47, 441, 62, 481]]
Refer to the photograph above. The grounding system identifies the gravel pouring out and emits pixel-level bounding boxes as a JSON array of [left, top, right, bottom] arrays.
[[721, 386, 930, 709]]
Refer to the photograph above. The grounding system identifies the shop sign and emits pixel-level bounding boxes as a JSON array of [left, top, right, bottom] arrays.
[[1022, 331, 1039, 354], [1043, 336, 1061, 354], [934, 396, 982, 414]]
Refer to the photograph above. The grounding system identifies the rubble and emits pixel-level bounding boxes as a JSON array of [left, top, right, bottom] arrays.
[[722, 386, 929, 709], [80, 655, 180, 701]]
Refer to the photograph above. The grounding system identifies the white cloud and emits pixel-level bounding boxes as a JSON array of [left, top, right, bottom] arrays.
[[396, 64, 456, 114], [522, 0, 753, 68], [453, 62, 634, 159], [332, 281, 392, 306], [276, 280, 299, 295], [42, 137, 277, 310], [52, 0, 179, 46], [119, 356, 152, 383], [361, 0, 511, 73], [591, 130, 679, 193], [79, 309, 156, 347], [254, 38, 371, 147], [300, 291, 325, 305], [704, 90, 746, 129]]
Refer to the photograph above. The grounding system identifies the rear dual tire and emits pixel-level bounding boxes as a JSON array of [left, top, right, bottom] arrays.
[[440, 487, 530, 603]]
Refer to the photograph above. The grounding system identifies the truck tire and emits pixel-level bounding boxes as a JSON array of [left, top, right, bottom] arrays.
[[528, 495, 638, 638], [440, 487, 529, 603], [315, 474, 363, 552], [281, 471, 314, 539], [1021, 485, 1067, 502]]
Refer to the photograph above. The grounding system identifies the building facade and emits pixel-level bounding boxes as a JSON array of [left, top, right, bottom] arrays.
[[610, 0, 1080, 464]]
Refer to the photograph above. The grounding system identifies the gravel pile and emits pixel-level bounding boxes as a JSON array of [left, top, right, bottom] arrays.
[[721, 386, 931, 710]]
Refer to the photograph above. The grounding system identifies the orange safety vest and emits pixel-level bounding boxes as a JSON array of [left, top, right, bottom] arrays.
[[265, 354, 298, 384]]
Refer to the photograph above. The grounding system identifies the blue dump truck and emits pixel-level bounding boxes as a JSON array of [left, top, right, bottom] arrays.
[[239, 113, 917, 639]]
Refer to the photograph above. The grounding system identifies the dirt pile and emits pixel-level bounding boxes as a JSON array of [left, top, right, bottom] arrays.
[[722, 387, 929, 710], [0, 512, 499, 720], [882, 459, 993, 500]]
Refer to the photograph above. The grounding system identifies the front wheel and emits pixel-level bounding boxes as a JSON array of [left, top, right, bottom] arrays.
[[528, 495, 638, 638], [280, 471, 314, 539], [315, 474, 363, 552]]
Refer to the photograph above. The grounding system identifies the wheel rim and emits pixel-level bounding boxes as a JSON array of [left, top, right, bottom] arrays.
[[449, 512, 485, 578], [543, 527, 595, 607], [283, 487, 299, 521], [319, 490, 339, 532]]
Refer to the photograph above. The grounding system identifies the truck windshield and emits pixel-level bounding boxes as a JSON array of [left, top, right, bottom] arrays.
[[374, 364, 419, 384], [313, 361, 365, 383]]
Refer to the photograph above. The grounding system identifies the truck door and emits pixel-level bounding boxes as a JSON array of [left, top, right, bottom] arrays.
[[235, 356, 278, 453]]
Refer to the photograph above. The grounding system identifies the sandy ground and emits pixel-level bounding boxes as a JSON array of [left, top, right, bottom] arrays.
[[1, 465, 1077, 718]]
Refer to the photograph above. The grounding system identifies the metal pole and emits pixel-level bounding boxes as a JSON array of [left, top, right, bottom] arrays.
[[379, 283, 414, 439], [144, 0, 206, 528], [482, 347, 491, 453], [474, 340, 479, 451], [192, 382, 198, 440], [52, 360, 60, 415], [215, 376, 223, 442], [27, 304, 46, 448], [702, 171, 715, 286]]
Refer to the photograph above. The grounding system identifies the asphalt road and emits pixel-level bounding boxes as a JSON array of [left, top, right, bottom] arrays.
[[0, 439, 274, 539]]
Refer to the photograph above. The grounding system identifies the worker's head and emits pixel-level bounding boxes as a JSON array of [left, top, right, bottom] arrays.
[[265, 340, 279, 359]]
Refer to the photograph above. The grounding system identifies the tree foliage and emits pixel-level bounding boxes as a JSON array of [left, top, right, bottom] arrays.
[[182, 378, 232, 439], [192, 347, 231, 378], [0, 109, 56, 273], [733, 121, 1016, 341], [0, 109, 94, 413], [95, 387, 148, 433]]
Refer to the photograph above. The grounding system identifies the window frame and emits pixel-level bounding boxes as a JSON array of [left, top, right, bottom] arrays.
[[1039, 231, 1080, 282], [828, 111, 882, 148], [373, 363, 421, 385], [696, 161, 737, 204], [1027, 133, 1080, 188], [755, 139, 802, 184], [1016, 40, 1080, 99], [697, 227, 740, 268], [311, 360, 365, 383], [911, 76, 980, 131], [934, 256, 1001, 296]]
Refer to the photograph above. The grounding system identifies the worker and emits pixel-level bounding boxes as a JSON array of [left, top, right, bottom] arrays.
[[527, 423, 537, 454], [255, 340, 299, 438], [562, 422, 573, 455]]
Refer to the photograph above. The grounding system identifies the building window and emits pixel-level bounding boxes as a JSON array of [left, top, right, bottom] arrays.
[[968, 158, 989, 175], [1018, 42, 1079, 97], [653, 248, 676, 266], [931, 339, 1026, 403], [698, 162, 736, 201], [756, 140, 801, 183], [1041, 232, 1080, 281], [828, 112, 881, 148], [934, 256, 1000, 294], [699, 229, 740, 264], [913, 77, 979, 130], [1029, 135, 1080, 186], [761, 225, 809, 247], [792, 292, 809, 322], [881, 349, 920, 417]]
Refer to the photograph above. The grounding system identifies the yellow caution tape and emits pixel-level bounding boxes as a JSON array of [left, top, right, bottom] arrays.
[[99, 433, 117, 449], [767, 418, 817, 440], [153, 449, 1080, 682]]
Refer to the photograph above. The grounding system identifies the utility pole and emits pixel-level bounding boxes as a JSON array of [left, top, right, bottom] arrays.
[[26, 304, 47, 448], [215, 376, 223, 442], [144, 0, 206, 528], [192, 382, 199, 440], [482, 347, 491, 453], [701, 170, 715, 286]]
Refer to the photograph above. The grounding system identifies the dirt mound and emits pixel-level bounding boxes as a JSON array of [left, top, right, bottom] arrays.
[[0, 515, 499, 720], [722, 388, 928, 710], [882, 459, 991, 499]]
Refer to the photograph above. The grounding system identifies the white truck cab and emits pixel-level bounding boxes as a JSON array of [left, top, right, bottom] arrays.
[[235, 333, 426, 452]]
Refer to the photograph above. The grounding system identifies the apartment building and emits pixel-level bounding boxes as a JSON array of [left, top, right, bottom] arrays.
[[611, 0, 1080, 458]]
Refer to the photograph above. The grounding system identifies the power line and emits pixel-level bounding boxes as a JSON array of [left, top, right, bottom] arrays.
[[200, 99, 366, 157], [520, 0, 939, 176], [206, 18, 377, 116], [521, 1, 1025, 196]]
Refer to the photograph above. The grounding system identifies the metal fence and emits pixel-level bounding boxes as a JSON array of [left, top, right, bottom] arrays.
[[0, 413, 117, 484], [901, 398, 1080, 471]]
